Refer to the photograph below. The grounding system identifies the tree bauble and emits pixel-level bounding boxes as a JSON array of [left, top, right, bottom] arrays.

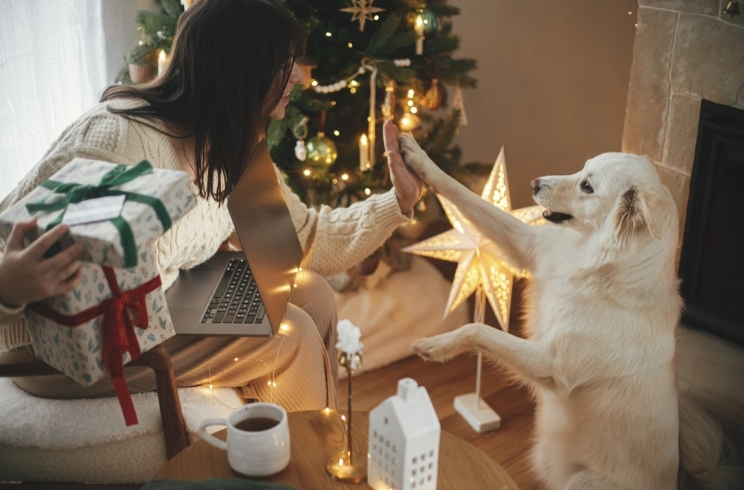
[[306, 132, 338, 167]]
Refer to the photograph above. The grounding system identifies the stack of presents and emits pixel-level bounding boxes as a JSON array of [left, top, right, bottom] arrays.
[[0, 159, 197, 426]]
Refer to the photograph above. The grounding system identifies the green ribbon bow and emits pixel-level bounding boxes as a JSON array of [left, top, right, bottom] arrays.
[[26, 160, 172, 268]]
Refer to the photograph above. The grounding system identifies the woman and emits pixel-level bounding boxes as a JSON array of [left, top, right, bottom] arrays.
[[0, 0, 423, 411]]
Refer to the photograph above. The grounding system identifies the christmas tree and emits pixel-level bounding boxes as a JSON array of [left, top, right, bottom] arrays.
[[117, 0, 184, 85], [269, 0, 486, 208], [119, 0, 486, 212]]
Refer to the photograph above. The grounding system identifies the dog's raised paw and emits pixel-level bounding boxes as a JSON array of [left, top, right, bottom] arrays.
[[399, 134, 429, 174]]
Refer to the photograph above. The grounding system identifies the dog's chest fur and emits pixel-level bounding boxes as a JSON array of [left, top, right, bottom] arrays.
[[519, 227, 677, 391]]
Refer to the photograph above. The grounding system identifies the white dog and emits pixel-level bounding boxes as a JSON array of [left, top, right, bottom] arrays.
[[398, 133, 729, 490]]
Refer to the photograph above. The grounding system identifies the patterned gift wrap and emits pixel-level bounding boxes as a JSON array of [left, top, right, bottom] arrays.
[[0, 158, 196, 269], [24, 248, 175, 426]]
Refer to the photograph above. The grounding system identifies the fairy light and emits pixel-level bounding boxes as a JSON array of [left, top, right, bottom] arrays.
[[348, 42, 353, 48], [407, 100, 414, 107], [326, 32, 332, 37], [341, 173, 349, 181], [303, 169, 311, 176], [364, 188, 371, 196], [374, 15, 379, 20], [311, 80, 318, 87], [410, 107, 418, 114], [350, 80, 359, 87], [332, 178, 338, 184], [234, 357, 238, 362], [350, 87, 357, 94], [334, 130, 340, 136], [407, 89, 415, 98]]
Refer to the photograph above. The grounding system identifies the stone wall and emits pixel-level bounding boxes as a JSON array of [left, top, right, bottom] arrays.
[[622, 0, 744, 237], [622, 1, 744, 424]]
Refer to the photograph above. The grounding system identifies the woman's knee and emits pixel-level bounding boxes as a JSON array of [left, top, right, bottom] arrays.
[[291, 270, 338, 334]]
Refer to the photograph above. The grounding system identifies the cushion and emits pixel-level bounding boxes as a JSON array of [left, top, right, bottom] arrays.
[[0, 378, 242, 483]]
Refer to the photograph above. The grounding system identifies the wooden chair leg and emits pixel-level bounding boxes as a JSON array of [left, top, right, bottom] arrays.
[[136, 344, 189, 459]]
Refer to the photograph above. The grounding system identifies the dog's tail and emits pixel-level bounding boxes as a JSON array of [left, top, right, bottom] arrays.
[[678, 397, 744, 490]]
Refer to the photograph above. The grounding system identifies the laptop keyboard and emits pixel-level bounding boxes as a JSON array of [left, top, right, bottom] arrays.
[[201, 259, 266, 324]]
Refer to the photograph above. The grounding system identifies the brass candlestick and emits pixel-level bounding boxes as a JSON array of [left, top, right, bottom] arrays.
[[326, 351, 366, 483]]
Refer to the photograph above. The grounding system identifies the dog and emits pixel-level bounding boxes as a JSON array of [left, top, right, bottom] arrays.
[[397, 132, 730, 490]]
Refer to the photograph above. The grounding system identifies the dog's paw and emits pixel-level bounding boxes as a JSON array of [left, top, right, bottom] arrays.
[[411, 334, 457, 363], [399, 133, 436, 178]]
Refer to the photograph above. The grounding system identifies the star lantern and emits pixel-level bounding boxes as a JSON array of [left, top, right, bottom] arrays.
[[340, 0, 385, 32], [404, 147, 546, 332]]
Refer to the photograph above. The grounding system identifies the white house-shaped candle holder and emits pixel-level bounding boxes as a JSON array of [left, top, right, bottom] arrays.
[[367, 378, 440, 490]]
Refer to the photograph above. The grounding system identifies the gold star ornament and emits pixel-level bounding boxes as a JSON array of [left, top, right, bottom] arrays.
[[403, 148, 546, 332], [340, 0, 385, 32]]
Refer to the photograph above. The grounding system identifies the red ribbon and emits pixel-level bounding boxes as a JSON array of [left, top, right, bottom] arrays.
[[28, 266, 162, 426]]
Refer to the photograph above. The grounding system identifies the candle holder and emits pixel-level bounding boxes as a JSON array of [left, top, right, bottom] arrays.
[[326, 351, 366, 483]]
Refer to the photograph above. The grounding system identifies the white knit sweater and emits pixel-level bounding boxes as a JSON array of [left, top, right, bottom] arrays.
[[0, 101, 410, 351]]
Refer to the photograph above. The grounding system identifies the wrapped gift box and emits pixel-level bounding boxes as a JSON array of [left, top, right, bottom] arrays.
[[0, 158, 196, 269], [24, 247, 175, 426]]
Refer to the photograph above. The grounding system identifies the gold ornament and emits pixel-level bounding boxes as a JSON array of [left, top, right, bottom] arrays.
[[306, 132, 338, 167], [404, 148, 546, 331], [420, 79, 444, 110], [340, 0, 385, 32]]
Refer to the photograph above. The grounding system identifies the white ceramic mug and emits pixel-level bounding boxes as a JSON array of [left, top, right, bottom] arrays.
[[198, 402, 290, 477]]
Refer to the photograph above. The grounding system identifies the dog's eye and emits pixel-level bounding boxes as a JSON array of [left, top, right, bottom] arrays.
[[580, 181, 594, 194]]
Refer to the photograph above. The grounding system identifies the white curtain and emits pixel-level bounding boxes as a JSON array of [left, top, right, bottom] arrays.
[[0, 0, 107, 201]]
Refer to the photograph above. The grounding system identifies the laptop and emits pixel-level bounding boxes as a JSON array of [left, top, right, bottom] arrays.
[[164, 142, 304, 337]]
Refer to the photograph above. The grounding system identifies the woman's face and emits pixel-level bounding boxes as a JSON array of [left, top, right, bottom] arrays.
[[269, 62, 303, 120]]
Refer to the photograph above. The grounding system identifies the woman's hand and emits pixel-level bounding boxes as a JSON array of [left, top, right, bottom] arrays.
[[0, 219, 85, 307], [384, 120, 424, 216]]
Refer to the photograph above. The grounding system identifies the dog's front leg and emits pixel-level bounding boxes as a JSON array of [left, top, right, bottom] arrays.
[[411, 324, 555, 387], [398, 133, 538, 272]]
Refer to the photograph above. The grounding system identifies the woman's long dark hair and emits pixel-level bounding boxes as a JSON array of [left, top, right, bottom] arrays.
[[101, 0, 304, 202]]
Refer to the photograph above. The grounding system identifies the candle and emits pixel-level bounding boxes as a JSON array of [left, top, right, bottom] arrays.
[[157, 50, 168, 77], [415, 15, 425, 55], [360, 133, 369, 171]]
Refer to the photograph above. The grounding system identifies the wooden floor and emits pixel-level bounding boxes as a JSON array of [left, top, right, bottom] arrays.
[[339, 352, 544, 490]]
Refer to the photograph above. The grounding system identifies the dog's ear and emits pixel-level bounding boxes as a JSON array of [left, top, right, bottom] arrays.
[[613, 185, 663, 243]]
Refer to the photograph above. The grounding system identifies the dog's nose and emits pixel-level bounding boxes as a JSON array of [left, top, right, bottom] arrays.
[[531, 178, 541, 195]]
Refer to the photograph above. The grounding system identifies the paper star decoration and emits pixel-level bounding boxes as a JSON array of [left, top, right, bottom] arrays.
[[340, 0, 385, 32], [404, 148, 546, 332]]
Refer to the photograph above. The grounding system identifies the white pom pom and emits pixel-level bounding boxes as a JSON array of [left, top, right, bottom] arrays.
[[339, 80, 347, 88], [336, 319, 363, 361]]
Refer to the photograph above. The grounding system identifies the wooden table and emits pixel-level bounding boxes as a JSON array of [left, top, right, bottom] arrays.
[[156, 410, 518, 490]]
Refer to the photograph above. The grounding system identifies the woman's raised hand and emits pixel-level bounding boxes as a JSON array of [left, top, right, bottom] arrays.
[[0, 219, 85, 307], [384, 120, 424, 216]]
